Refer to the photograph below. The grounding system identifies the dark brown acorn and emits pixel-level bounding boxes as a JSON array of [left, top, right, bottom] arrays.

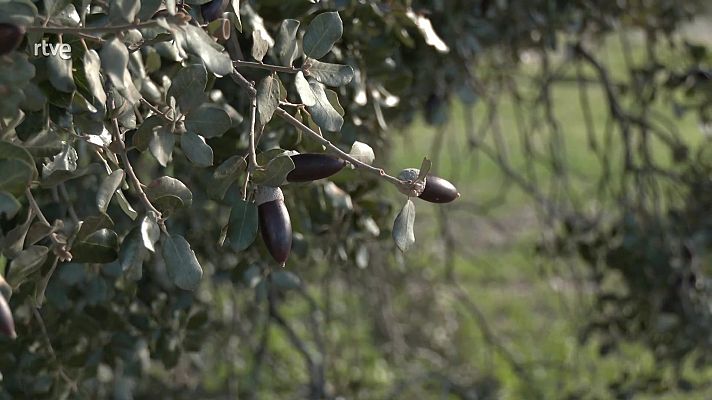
[[419, 175, 460, 203], [201, 0, 228, 22], [0, 23, 24, 56], [0, 287, 16, 339], [257, 187, 292, 266], [287, 153, 347, 183]]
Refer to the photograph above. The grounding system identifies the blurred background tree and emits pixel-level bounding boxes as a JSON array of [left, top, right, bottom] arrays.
[[0, 0, 711, 399]]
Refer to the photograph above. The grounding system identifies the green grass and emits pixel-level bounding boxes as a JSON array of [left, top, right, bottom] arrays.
[[384, 29, 712, 399]]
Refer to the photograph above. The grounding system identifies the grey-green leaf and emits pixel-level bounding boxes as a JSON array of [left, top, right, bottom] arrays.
[[140, 214, 160, 253], [307, 81, 343, 132], [0, 191, 20, 220], [302, 12, 343, 59], [149, 128, 175, 167], [228, 198, 258, 252], [83, 50, 107, 108], [185, 105, 231, 138], [47, 51, 76, 93], [181, 24, 233, 76], [71, 229, 119, 263], [392, 199, 416, 252], [96, 169, 125, 213], [0, 159, 33, 196], [257, 75, 281, 126], [7, 245, 49, 289], [145, 176, 193, 215], [294, 72, 316, 106], [348, 141, 375, 165], [109, 0, 140, 23], [306, 59, 354, 86], [168, 64, 207, 113], [274, 19, 300, 66], [162, 233, 203, 290], [119, 228, 146, 280], [101, 38, 129, 90], [251, 154, 295, 187], [180, 132, 213, 167], [251, 29, 270, 62]]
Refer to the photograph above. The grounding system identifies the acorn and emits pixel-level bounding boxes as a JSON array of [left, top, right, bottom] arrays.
[[256, 187, 292, 266], [398, 168, 460, 203], [0, 23, 25, 56], [287, 153, 347, 183], [0, 287, 16, 339], [201, 0, 228, 22]]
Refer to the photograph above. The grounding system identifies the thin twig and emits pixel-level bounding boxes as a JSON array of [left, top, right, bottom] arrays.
[[140, 98, 176, 123], [108, 96, 165, 229], [234, 60, 302, 74], [26, 20, 160, 34], [274, 107, 408, 190]]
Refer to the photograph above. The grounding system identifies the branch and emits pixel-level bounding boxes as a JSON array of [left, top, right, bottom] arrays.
[[25, 189, 72, 262], [274, 107, 408, 190], [234, 60, 302, 74], [26, 20, 161, 34], [108, 96, 164, 228]]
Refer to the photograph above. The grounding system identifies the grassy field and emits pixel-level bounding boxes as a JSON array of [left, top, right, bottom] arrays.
[[384, 26, 712, 399]]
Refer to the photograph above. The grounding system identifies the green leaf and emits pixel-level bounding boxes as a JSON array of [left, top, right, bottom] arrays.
[[101, 38, 129, 90], [25, 221, 53, 246], [110, 0, 141, 23], [41, 163, 102, 188], [180, 24, 233, 76], [1, 210, 32, 257], [294, 72, 316, 106], [168, 64, 207, 114], [252, 154, 295, 187], [392, 199, 416, 252], [228, 199, 258, 252], [251, 29, 270, 62], [47, 52, 77, 93], [0, 140, 38, 179], [0, 159, 33, 196], [180, 132, 213, 167], [145, 176, 193, 215], [0, 191, 20, 220], [119, 228, 146, 281], [325, 88, 345, 116], [209, 155, 245, 200], [76, 213, 114, 242], [306, 59, 354, 86], [133, 115, 163, 151], [138, 0, 163, 21], [96, 169, 125, 213], [229, 0, 242, 31], [302, 12, 343, 59], [7, 245, 49, 289], [0, 0, 38, 25], [307, 81, 343, 132], [272, 270, 301, 290], [45, 0, 71, 18], [274, 19, 300, 66], [115, 189, 138, 220], [348, 141, 375, 165], [185, 105, 231, 138], [71, 229, 119, 263], [149, 128, 175, 167], [140, 214, 160, 253], [257, 74, 280, 126], [42, 144, 77, 178], [162, 233, 203, 290]]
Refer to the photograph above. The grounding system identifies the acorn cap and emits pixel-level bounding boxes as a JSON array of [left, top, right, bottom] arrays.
[[255, 186, 284, 206]]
